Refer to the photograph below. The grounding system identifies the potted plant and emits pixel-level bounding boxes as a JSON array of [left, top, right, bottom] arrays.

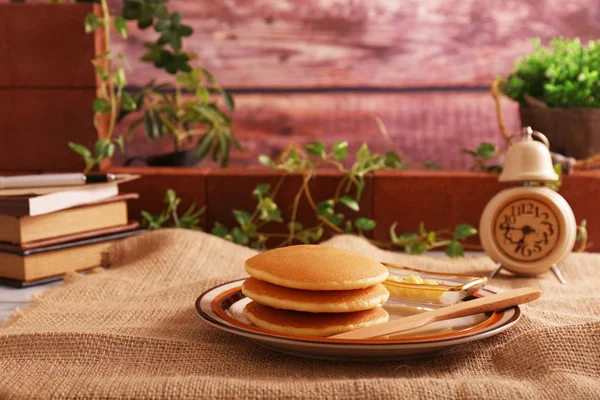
[[68, 0, 238, 170], [497, 38, 600, 159]]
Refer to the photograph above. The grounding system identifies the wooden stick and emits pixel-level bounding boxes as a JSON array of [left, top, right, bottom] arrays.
[[330, 287, 541, 340]]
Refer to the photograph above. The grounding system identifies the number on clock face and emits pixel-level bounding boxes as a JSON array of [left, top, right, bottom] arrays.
[[492, 198, 560, 262]]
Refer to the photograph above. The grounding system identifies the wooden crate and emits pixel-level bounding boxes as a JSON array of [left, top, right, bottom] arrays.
[[110, 167, 600, 252], [0, 3, 102, 171]]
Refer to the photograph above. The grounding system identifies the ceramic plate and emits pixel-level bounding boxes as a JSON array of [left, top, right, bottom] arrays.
[[195, 279, 521, 361]]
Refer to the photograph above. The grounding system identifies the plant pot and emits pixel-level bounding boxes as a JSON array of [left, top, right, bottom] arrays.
[[124, 149, 198, 167], [519, 105, 600, 159], [0, 3, 104, 171]]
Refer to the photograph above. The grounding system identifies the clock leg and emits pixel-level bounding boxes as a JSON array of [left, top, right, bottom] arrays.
[[488, 264, 503, 279], [550, 264, 567, 285]]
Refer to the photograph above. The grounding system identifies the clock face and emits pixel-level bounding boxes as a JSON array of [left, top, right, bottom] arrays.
[[492, 197, 561, 262]]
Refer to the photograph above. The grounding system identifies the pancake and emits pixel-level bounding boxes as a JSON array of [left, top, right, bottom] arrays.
[[242, 277, 389, 313], [243, 301, 390, 337], [244, 245, 389, 290]]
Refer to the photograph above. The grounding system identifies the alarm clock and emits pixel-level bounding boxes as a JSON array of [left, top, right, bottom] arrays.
[[479, 127, 577, 284]]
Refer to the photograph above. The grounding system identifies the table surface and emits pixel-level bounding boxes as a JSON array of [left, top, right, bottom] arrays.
[[0, 251, 490, 322], [0, 281, 62, 321]]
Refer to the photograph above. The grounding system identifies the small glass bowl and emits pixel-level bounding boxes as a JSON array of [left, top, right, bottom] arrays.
[[382, 262, 487, 311]]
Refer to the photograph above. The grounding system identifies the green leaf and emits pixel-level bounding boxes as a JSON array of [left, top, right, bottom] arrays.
[[461, 148, 478, 157], [356, 144, 371, 163], [177, 25, 193, 36], [476, 143, 496, 159], [424, 160, 443, 170], [84, 13, 103, 33], [345, 220, 353, 233], [230, 227, 249, 245], [252, 183, 271, 198], [355, 176, 366, 201], [169, 34, 182, 52], [137, 13, 153, 29], [118, 52, 131, 71], [327, 213, 345, 226], [545, 163, 563, 191], [287, 222, 303, 232], [355, 217, 376, 231], [332, 141, 349, 161], [120, 92, 137, 111], [258, 198, 283, 223], [93, 139, 114, 158], [258, 155, 275, 168], [389, 222, 400, 243], [140, 43, 162, 62], [93, 98, 111, 114], [577, 219, 588, 241], [170, 12, 182, 25], [222, 90, 235, 112], [211, 222, 229, 238], [483, 165, 503, 173], [92, 63, 108, 82], [455, 224, 478, 239], [384, 151, 405, 169], [114, 67, 127, 88], [305, 142, 326, 158], [232, 209, 252, 226], [398, 232, 418, 241], [114, 16, 128, 39], [114, 136, 125, 153], [405, 242, 428, 255], [427, 231, 436, 245], [68, 142, 92, 159], [419, 222, 427, 237], [445, 240, 464, 257], [195, 131, 215, 162], [154, 19, 169, 32], [316, 200, 334, 216], [340, 195, 359, 211]]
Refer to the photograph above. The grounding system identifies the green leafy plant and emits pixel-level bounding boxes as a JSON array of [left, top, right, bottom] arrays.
[[207, 142, 475, 257], [70, 0, 237, 171], [499, 38, 600, 108], [461, 142, 503, 172], [389, 222, 478, 256], [424, 161, 443, 170], [141, 189, 205, 230]]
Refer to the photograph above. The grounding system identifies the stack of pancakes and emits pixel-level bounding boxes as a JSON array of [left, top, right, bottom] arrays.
[[242, 245, 390, 337]]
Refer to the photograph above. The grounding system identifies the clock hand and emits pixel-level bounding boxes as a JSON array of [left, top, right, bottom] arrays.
[[521, 225, 536, 235], [501, 225, 536, 233]]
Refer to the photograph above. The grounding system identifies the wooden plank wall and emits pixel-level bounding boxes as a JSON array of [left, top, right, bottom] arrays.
[[109, 0, 600, 169]]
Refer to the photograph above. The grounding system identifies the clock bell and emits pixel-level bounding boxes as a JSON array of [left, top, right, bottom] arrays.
[[479, 127, 577, 284]]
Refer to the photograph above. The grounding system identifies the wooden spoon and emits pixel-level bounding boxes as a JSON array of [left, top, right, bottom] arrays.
[[329, 287, 541, 340]]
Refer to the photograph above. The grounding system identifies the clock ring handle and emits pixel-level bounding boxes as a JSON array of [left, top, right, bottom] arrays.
[[522, 126, 550, 149]]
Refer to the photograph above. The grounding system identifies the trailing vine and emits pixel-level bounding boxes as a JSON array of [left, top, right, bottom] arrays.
[[142, 143, 480, 257], [70, 0, 236, 171]]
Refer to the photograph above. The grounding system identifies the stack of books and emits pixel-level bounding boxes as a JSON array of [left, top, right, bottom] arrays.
[[0, 175, 143, 287]]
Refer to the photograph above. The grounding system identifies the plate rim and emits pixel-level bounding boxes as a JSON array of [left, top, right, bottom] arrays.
[[195, 279, 521, 348]]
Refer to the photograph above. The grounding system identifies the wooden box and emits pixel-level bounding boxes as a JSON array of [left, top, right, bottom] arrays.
[[109, 167, 600, 252], [0, 3, 102, 172]]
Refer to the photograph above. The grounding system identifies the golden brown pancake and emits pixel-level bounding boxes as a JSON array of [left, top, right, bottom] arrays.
[[243, 301, 389, 337], [244, 245, 389, 290], [242, 277, 389, 313]]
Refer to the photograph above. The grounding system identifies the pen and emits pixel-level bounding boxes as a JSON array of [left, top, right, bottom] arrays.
[[0, 173, 129, 190]]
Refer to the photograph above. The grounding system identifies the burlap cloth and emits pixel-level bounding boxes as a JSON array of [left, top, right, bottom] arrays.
[[0, 229, 599, 399]]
